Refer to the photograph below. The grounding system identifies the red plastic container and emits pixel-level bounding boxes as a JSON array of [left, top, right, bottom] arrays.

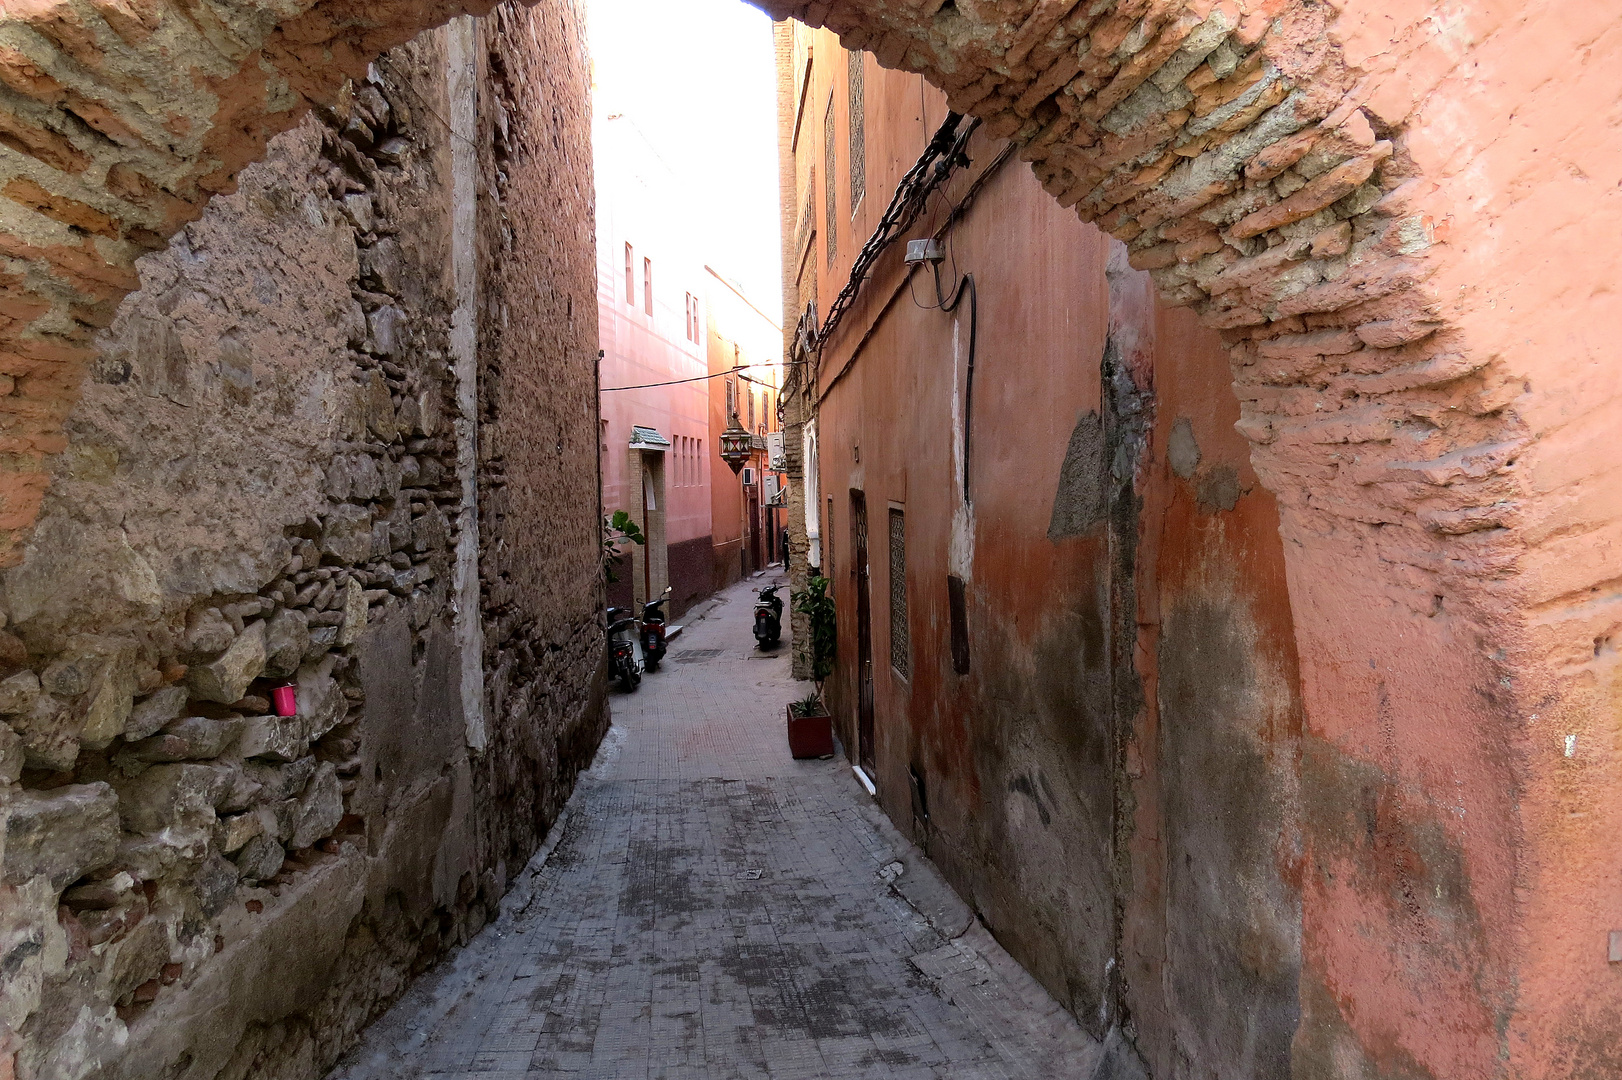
[[786, 702, 834, 759], [272, 684, 298, 717]]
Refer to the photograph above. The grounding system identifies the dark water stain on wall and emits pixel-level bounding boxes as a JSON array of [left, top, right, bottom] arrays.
[[966, 588, 1117, 1036], [1158, 594, 1301, 1080]]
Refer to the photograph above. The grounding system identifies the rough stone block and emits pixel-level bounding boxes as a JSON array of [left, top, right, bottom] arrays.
[[13, 693, 79, 772], [0, 723, 21, 783], [124, 685, 187, 740], [368, 305, 404, 357], [237, 713, 307, 762], [245, 756, 318, 802], [111, 828, 211, 883], [337, 578, 367, 647], [217, 765, 263, 814], [233, 833, 285, 882], [2, 782, 119, 887], [262, 608, 309, 680], [112, 762, 231, 834], [0, 670, 40, 715], [122, 716, 241, 762], [322, 504, 375, 565], [289, 761, 342, 849], [186, 621, 266, 704], [185, 608, 235, 658], [296, 657, 345, 741], [214, 811, 263, 853], [195, 853, 239, 917]]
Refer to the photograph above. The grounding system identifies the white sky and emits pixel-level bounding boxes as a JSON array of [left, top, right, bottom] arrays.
[[586, 0, 783, 325]]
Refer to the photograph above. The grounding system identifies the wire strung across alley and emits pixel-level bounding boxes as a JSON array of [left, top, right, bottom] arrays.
[[599, 363, 799, 392]]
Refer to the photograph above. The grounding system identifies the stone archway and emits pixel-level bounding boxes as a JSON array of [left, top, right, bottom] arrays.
[[0, 0, 1616, 1077]]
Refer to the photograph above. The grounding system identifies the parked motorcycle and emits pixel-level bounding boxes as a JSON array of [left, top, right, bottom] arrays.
[[640, 587, 672, 670], [607, 605, 642, 691], [753, 585, 784, 649]]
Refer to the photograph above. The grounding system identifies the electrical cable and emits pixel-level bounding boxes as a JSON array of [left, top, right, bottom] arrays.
[[600, 363, 796, 392], [814, 111, 979, 353]]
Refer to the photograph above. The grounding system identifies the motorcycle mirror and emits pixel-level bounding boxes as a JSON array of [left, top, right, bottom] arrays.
[[662, 586, 672, 600]]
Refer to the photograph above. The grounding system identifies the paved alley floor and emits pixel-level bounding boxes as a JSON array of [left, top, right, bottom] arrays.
[[332, 571, 1101, 1079]]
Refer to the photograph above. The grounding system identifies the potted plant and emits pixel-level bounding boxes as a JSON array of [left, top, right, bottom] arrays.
[[787, 575, 836, 759]]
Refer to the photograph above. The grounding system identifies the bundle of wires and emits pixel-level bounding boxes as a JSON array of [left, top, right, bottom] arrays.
[[814, 111, 979, 353]]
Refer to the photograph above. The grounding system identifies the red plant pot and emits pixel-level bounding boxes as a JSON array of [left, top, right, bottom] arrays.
[[786, 702, 834, 759]]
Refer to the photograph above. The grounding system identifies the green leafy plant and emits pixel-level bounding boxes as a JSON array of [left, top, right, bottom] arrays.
[[602, 510, 646, 583], [791, 689, 826, 718], [792, 574, 836, 693]]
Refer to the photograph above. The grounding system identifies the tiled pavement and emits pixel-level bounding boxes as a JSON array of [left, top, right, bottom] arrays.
[[332, 571, 1102, 1079]]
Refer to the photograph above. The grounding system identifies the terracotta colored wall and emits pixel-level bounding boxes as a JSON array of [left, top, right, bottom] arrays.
[[792, 32, 1309, 1072], [756, 2, 1622, 1075]]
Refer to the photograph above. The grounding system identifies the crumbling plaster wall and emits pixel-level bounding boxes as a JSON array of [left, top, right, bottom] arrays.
[[752, 2, 1622, 1077], [0, 5, 600, 1079]]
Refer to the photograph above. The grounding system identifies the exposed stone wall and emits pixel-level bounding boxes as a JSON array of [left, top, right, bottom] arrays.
[[0, 6, 599, 1079]]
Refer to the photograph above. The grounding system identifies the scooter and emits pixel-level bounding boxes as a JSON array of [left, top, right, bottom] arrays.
[[640, 587, 671, 671], [753, 585, 783, 649], [606, 606, 642, 692]]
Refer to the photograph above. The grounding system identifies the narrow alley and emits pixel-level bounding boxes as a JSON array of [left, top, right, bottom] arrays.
[[0, 0, 1617, 1077], [331, 572, 1098, 1079]]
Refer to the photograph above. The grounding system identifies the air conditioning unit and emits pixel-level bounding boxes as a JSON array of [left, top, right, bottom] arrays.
[[764, 474, 781, 501], [765, 431, 786, 470], [741, 467, 756, 487]]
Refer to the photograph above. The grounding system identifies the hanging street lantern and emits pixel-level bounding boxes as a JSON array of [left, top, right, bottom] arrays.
[[719, 412, 753, 474]]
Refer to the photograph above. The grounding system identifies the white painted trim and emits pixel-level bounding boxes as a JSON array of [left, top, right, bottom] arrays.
[[852, 765, 876, 797]]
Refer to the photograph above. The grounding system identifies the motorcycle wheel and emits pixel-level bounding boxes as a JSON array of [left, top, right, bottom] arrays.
[[645, 657, 660, 672], [618, 666, 637, 693]]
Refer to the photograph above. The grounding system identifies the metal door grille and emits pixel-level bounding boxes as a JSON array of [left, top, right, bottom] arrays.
[[848, 51, 865, 210], [889, 508, 909, 678], [824, 94, 837, 265]]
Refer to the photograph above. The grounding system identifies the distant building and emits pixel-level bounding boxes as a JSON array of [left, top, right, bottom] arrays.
[[595, 111, 713, 616], [706, 267, 786, 590]]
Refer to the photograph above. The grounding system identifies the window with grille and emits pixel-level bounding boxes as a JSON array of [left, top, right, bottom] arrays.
[[889, 508, 909, 679], [643, 258, 653, 316], [824, 93, 837, 266], [848, 50, 865, 212], [624, 243, 634, 306]]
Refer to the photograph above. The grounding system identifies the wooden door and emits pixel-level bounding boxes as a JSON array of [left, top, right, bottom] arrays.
[[852, 490, 874, 770]]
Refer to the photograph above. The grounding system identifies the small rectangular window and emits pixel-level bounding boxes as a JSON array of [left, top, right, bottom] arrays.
[[848, 50, 865, 212], [825, 495, 835, 579], [643, 258, 653, 316], [624, 243, 635, 306], [747, 387, 755, 430], [889, 508, 909, 679], [726, 378, 736, 417], [824, 93, 837, 266]]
